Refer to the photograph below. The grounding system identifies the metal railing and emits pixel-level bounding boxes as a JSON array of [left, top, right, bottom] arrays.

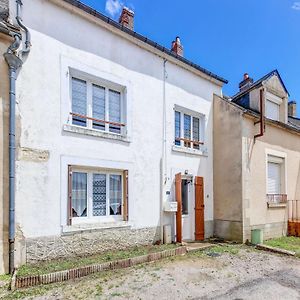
[[288, 200, 300, 222], [266, 194, 287, 205]]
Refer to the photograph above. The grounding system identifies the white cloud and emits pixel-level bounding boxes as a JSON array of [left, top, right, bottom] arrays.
[[105, 0, 123, 18], [292, 2, 300, 10]]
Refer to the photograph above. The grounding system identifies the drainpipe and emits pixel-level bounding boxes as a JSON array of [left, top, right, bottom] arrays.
[[16, 0, 31, 53], [160, 59, 168, 243], [254, 89, 265, 139], [4, 0, 31, 274], [4, 51, 22, 274]]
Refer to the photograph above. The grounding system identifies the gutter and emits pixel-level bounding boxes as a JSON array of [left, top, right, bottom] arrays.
[[3, 0, 31, 274]]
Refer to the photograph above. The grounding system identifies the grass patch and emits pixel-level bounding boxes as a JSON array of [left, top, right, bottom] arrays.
[[205, 244, 240, 255], [264, 236, 300, 257], [0, 274, 11, 282], [17, 244, 177, 277]]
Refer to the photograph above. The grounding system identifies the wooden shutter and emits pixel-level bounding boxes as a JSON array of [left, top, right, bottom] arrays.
[[123, 170, 129, 221], [67, 165, 73, 226], [175, 173, 182, 243], [195, 176, 204, 241]]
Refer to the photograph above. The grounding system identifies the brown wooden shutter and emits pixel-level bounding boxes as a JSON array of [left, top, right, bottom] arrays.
[[175, 173, 182, 243], [123, 170, 129, 221], [195, 176, 204, 241], [67, 165, 73, 226]]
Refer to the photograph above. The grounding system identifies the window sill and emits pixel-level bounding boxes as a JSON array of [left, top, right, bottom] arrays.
[[172, 145, 208, 157], [62, 221, 131, 235], [267, 203, 287, 208], [63, 124, 131, 143]]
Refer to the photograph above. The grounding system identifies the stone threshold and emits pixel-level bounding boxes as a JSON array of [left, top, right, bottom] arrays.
[[12, 246, 188, 290], [256, 244, 296, 256]]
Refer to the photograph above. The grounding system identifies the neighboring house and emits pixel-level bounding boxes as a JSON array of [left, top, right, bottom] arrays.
[[0, 0, 227, 272], [214, 70, 300, 242]]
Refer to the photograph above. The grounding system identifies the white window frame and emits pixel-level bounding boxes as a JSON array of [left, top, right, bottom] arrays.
[[174, 105, 205, 149], [71, 167, 123, 225], [265, 149, 287, 203], [265, 92, 282, 121], [70, 70, 126, 136]]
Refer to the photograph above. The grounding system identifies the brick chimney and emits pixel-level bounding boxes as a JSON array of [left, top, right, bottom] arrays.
[[119, 7, 134, 31], [171, 36, 183, 57], [239, 73, 254, 92], [288, 101, 297, 117]]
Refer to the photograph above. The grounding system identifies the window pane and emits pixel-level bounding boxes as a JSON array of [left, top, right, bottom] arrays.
[[181, 180, 188, 215], [109, 175, 122, 215], [109, 90, 121, 134], [92, 85, 105, 131], [72, 172, 87, 217], [72, 78, 87, 127], [175, 111, 181, 146], [267, 162, 281, 194], [184, 114, 191, 148], [93, 174, 106, 216], [193, 117, 200, 150]]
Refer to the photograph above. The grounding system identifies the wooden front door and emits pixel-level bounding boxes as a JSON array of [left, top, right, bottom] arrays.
[[175, 173, 182, 243], [194, 176, 204, 241]]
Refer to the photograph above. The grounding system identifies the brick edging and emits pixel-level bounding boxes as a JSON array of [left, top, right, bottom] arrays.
[[14, 246, 187, 289]]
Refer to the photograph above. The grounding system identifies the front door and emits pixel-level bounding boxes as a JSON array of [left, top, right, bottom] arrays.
[[181, 179, 193, 241], [175, 174, 205, 242]]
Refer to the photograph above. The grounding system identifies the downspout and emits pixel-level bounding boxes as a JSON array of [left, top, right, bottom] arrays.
[[254, 89, 265, 139], [4, 0, 31, 274], [16, 0, 31, 53], [160, 59, 167, 243]]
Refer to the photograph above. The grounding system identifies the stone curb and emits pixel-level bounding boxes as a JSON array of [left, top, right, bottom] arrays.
[[256, 244, 296, 256], [13, 246, 187, 289]]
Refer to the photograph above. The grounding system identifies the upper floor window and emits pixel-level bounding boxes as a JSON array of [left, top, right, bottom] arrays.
[[71, 77, 125, 135], [266, 99, 280, 121], [174, 108, 204, 150]]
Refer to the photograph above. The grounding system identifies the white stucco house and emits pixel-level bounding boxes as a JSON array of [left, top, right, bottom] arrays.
[[0, 0, 227, 272]]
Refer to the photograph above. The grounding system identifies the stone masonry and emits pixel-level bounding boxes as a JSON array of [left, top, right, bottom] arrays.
[[25, 226, 160, 263]]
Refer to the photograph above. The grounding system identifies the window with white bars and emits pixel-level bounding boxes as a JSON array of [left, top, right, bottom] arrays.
[[174, 109, 204, 149], [71, 77, 125, 135], [71, 169, 123, 220]]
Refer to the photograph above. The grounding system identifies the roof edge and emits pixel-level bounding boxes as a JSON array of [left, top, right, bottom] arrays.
[[61, 0, 228, 84]]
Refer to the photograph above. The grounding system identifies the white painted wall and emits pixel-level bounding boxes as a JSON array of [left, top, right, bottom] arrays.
[[12, 0, 223, 239]]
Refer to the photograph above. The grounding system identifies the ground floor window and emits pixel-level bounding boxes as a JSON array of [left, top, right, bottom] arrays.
[[266, 155, 286, 204], [68, 167, 128, 224]]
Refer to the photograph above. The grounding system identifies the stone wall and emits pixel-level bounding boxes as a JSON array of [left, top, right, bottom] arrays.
[[244, 221, 287, 242], [25, 226, 160, 263], [214, 219, 243, 242]]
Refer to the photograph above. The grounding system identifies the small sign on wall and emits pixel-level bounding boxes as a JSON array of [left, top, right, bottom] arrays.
[[164, 201, 178, 212]]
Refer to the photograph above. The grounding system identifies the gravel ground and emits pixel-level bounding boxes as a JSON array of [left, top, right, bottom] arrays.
[[1, 245, 300, 300]]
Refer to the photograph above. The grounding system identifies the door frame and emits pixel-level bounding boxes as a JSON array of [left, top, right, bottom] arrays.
[[175, 174, 205, 242]]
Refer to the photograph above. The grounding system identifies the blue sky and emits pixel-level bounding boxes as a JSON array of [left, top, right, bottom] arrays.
[[82, 0, 300, 115]]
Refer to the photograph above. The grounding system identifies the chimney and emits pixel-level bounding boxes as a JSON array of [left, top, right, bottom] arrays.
[[119, 7, 134, 31], [171, 36, 183, 57], [239, 73, 254, 92], [288, 101, 297, 118]]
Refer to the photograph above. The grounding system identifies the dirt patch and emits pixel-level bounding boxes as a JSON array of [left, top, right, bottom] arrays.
[[2, 245, 300, 300]]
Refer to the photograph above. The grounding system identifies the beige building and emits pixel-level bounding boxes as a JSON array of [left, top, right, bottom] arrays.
[[214, 70, 300, 242]]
